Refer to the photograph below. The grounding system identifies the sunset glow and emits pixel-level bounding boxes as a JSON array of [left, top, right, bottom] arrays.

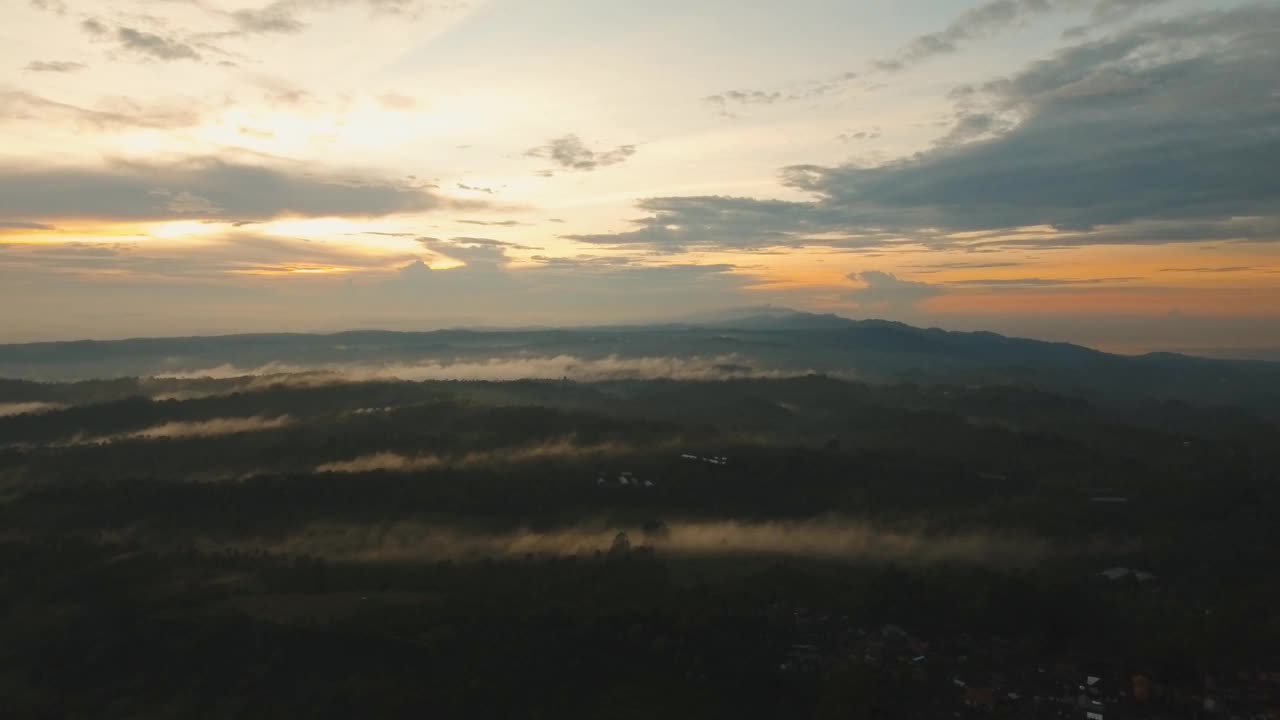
[[1, 0, 1276, 353]]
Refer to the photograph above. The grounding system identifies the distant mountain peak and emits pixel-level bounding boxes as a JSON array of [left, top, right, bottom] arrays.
[[677, 306, 858, 329], [677, 305, 804, 322]]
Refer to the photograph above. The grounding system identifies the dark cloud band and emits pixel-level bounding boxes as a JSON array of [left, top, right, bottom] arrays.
[[0, 158, 462, 222]]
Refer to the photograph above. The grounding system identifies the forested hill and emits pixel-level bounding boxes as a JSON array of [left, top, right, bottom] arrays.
[[1, 311, 1277, 414]]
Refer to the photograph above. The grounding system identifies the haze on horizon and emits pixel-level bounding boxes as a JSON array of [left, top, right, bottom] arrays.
[[2, 0, 1278, 357]]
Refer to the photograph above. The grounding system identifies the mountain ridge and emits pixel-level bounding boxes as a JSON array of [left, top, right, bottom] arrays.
[[1, 309, 1277, 417]]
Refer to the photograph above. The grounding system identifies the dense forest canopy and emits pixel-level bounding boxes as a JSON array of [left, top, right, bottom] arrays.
[[2, 361, 1278, 717]]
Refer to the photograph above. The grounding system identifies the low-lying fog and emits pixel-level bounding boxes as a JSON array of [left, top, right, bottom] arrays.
[[233, 518, 1058, 570], [155, 354, 823, 384]]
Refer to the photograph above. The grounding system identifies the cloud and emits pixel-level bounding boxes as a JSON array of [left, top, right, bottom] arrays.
[[328, 0, 423, 16], [942, 276, 1142, 287], [735, 0, 1175, 103], [80, 18, 108, 36], [719, 89, 782, 105], [0, 221, 56, 230], [847, 271, 944, 312], [231, 5, 308, 34], [116, 27, 201, 61], [0, 233, 407, 281], [417, 236, 538, 268], [975, 218, 1280, 250], [23, 60, 86, 73], [0, 401, 67, 417], [316, 437, 644, 474], [455, 183, 496, 195], [702, 89, 783, 115], [0, 231, 750, 339], [457, 218, 523, 226], [525, 134, 637, 173], [157, 354, 806, 383], [529, 254, 637, 269], [792, 8, 1280, 232], [1066, 0, 1177, 35], [251, 518, 1052, 569], [377, 93, 417, 110], [220, 0, 434, 37], [875, 0, 1078, 71], [582, 6, 1280, 252], [1159, 266, 1274, 274], [0, 91, 202, 130], [28, 0, 67, 13], [874, 0, 1175, 72], [837, 130, 881, 142], [368, 246, 750, 328], [316, 451, 445, 473], [906, 260, 1026, 272], [566, 196, 867, 252], [0, 157, 456, 221], [151, 189, 223, 214], [55, 415, 294, 446], [123, 415, 292, 440], [445, 237, 535, 248], [931, 112, 1013, 147], [256, 80, 311, 107], [443, 236, 535, 249], [1091, 0, 1169, 15]]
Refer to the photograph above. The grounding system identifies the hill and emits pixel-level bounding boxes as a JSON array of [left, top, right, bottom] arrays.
[[1, 311, 1277, 414]]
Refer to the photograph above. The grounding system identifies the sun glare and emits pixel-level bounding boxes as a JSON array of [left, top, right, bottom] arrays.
[[261, 218, 368, 237], [148, 221, 222, 240]]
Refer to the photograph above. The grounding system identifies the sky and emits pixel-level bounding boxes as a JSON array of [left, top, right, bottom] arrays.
[[1, 0, 1277, 355]]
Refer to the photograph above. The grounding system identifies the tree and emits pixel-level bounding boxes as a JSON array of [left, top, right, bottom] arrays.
[[609, 532, 631, 558]]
